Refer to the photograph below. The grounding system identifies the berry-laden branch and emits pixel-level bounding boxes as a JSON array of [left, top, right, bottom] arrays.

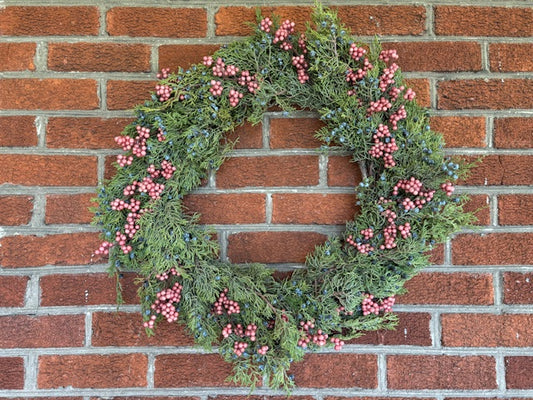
[[93, 3, 475, 393]]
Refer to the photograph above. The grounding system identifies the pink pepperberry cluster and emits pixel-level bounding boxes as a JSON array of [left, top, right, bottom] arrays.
[[389, 105, 407, 130], [156, 267, 179, 281], [336, 306, 354, 316], [237, 71, 259, 93], [95, 240, 113, 255], [273, 19, 296, 50], [368, 123, 399, 168], [209, 80, 223, 96], [297, 320, 331, 348], [330, 337, 345, 351], [156, 67, 170, 80], [298, 33, 307, 53], [379, 63, 399, 91], [361, 294, 395, 316], [379, 49, 399, 63], [346, 234, 375, 254], [228, 88, 244, 107], [367, 97, 392, 115], [155, 83, 172, 102], [349, 44, 366, 60], [346, 57, 373, 90], [115, 125, 150, 167], [441, 182, 455, 196], [259, 17, 273, 33], [257, 345, 269, 355], [292, 54, 309, 83], [157, 128, 166, 142], [143, 268, 183, 329], [213, 288, 241, 315], [393, 177, 435, 211], [147, 160, 176, 180], [233, 341, 248, 356]]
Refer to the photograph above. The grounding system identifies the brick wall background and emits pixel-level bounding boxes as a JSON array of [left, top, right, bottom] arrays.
[[0, 0, 532, 398]]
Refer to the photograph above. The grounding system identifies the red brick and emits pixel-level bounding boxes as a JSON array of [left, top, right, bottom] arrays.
[[0, 232, 102, 268], [387, 355, 496, 389], [327, 156, 363, 187], [426, 243, 444, 265], [463, 155, 533, 186], [0, 79, 98, 110], [0, 116, 37, 147], [0, 155, 97, 186], [494, 117, 533, 149], [0, 195, 33, 225], [438, 79, 533, 110], [0, 6, 99, 36], [290, 354, 377, 388], [442, 314, 533, 347], [404, 78, 430, 108], [0, 314, 84, 348], [503, 272, 533, 304], [216, 156, 319, 188], [210, 397, 312, 400], [327, 398, 434, 400], [506, 357, 533, 388], [490, 43, 533, 72], [104, 155, 118, 181], [92, 398, 197, 400], [38, 354, 147, 388], [45, 193, 96, 224], [499, 194, 533, 225], [224, 121, 263, 149], [155, 354, 235, 387], [0, 357, 24, 389], [399, 272, 494, 305], [453, 233, 533, 265], [272, 193, 357, 224], [383, 42, 481, 72], [92, 312, 194, 347], [0, 276, 28, 307], [40, 273, 138, 306], [183, 193, 265, 224], [47, 117, 131, 149], [435, 6, 533, 37], [464, 194, 490, 226], [349, 313, 431, 346], [215, 6, 425, 36], [430, 116, 486, 148], [107, 80, 155, 111], [270, 118, 324, 148], [107, 7, 207, 38], [0, 42, 35, 71], [49, 43, 150, 72], [228, 231, 327, 264], [159, 44, 221, 71]]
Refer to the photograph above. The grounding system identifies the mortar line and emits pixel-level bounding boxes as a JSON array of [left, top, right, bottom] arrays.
[[486, 115, 494, 148], [34, 115, 47, 148], [431, 311, 442, 348], [425, 4, 435, 36], [85, 312, 92, 347], [491, 194, 499, 227], [24, 274, 40, 310], [265, 192, 272, 224], [481, 41, 490, 72], [377, 353, 388, 391], [24, 353, 38, 391], [30, 193, 46, 228], [34, 41, 48, 72], [495, 352, 507, 392], [147, 353, 156, 389]]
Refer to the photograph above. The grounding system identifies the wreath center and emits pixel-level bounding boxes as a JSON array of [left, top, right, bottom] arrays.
[[93, 4, 473, 391]]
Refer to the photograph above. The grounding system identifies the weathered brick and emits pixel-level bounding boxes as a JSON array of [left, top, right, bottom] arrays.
[[429, 116, 486, 148], [463, 194, 490, 226], [0, 79, 98, 110], [107, 7, 207, 38], [48, 43, 150, 72], [490, 43, 533, 72], [442, 314, 533, 347], [0, 155, 97, 186], [493, 117, 533, 149], [453, 233, 533, 265], [438, 79, 533, 110], [435, 6, 533, 37], [154, 354, 235, 387], [224, 121, 263, 149], [383, 42, 481, 72], [463, 155, 533, 186], [0, 195, 33, 225], [0, 6, 99, 35], [45, 193, 96, 224], [47, 117, 131, 149], [183, 193, 265, 224], [0, 42, 35, 71], [503, 272, 533, 304], [0, 116, 37, 147], [498, 194, 533, 226], [216, 156, 319, 188], [0, 357, 24, 389], [40, 273, 138, 306], [349, 313, 431, 346], [399, 272, 494, 305], [38, 354, 147, 388], [387, 355, 496, 389], [0, 314, 84, 348], [506, 357, 533, 388], [0, 276, 28, 307], [159, 44, 221, 71], [0, 232, 102, 268], [228, 231, 327, 264], [269, 118, 324, 149], [92, 312, 194, 347], [404, 78, 430, 108], [107, 80, 155, 111], [271, 193, 357, 224], [290, 354, 377, 388], [327, 156, 363, 187]]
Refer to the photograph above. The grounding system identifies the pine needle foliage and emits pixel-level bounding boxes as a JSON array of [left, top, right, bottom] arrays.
[[93, 3, 475, 392]]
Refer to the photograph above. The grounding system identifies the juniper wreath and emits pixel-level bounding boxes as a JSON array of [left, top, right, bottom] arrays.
[[93, 4, 474, 391]]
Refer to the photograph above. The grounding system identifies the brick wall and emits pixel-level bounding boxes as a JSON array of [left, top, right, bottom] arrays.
[[0, 1, 532, 398]]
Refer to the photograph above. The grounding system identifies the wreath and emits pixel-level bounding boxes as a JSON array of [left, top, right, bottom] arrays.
[[93, 4, 473, 391]]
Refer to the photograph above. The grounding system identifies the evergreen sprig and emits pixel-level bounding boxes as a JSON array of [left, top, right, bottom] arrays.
[[93, 4, 474, 392]]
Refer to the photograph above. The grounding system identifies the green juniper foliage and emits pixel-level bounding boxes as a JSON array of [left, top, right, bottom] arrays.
[[93, 4, 474, 391]]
